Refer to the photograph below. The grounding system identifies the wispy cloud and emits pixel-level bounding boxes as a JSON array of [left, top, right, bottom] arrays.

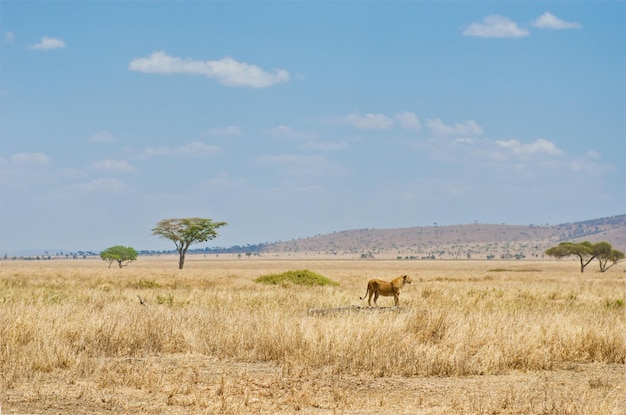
[[177, 141, 220, 157], [10, 152, 51, 165], [142, 141, 220, 159], [29, 36, 66, 50], [463, 15, 529, 38], [89, 131, 118, 143], [395, 112, 421, 130], [264, 125, 314, 139], [91, 160, 135, 173], [532, 12, 582, 30], [427, 119, 483, 136], [341, 111, 422, 131], [342, 113, 395, 130], [495, 138, 563, 158], [129, 51, 289, 88], [4, 32, 15, 43]]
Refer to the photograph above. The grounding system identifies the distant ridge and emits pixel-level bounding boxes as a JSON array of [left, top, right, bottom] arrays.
[[256, 215, 626, 259]]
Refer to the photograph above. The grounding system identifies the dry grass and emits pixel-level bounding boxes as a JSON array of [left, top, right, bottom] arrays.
[[1, 257, 624, 414]]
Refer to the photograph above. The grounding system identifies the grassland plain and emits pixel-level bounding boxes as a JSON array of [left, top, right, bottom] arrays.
[[0, 257, 624, 414]]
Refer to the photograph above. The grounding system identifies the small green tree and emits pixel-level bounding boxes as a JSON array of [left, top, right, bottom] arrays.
[[545, 241, 596, 273], [545, 241, 624, 273], [593, 241, 624, 272], [100, 245, 138, 268], [152, 217, 227, 269]]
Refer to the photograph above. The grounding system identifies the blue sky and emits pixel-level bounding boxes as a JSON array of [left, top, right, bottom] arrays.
[[0, 1, 624, 253]]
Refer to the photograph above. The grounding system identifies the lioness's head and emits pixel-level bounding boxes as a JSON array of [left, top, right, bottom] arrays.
[[403, 275, 412, 284]]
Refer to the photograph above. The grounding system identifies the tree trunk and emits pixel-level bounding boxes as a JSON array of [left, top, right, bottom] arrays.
[[178, 247, 187, 269]]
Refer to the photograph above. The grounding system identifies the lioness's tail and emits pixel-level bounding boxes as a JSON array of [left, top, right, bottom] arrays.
[[359, 285, 369, 301]]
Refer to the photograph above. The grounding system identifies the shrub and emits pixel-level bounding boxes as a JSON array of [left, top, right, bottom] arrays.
[[254, 269, 339, 286]]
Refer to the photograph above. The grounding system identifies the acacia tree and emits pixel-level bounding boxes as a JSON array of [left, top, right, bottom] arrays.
[[593, 241, 625, 272], [545, 241, 596, 273], [100, 245, 138, 268], [545, 241, 624, 273], [152, 217, 227, 269]]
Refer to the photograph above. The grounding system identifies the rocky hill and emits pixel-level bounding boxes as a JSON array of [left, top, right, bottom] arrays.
[[258, 215, 626, 260]]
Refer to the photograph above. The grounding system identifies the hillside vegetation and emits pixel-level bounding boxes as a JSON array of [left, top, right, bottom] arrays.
[[259, 215, 626, 259]]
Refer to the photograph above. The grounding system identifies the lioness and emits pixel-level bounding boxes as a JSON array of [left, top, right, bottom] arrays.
[[360, 274, 412, 307]]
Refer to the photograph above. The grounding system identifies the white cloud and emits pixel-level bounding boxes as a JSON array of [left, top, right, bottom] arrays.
[[29, 36, 66, 50], [264, 125, 313, 139], [10, 152, 51, 165], [177, 141, 220, 157], [141, 142, 220, 158], [92, 160, 135, 173], [586, 150, 601, 160], [303, 140, 349, 151], [343, 113, 395, 130], [427, 119, 483, 136], [463, 15, 529, 38], [395, 112, 421, 130], [495, 138, 563, 157], [129, 51, 289, 88], [142, 146, 172, 158], [89, 131, 118, 143], [532, 12, 582, 30], [4, 32, 15, 43]]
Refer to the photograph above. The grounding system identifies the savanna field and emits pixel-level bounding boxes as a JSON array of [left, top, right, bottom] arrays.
[[0, 257, 624, 414]]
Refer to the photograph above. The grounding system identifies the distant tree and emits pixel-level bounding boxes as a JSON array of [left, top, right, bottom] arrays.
[[152, 217, 227, 269], [100, 245, 138, 268], [545, 241, 596, 273], [592, 241, 625, 272], [545, 241, 624, 273]]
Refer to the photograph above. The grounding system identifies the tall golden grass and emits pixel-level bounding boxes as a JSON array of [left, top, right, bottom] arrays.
[[1, 257, 624, 414]]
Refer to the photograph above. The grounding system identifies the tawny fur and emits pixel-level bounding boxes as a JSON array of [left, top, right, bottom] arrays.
[[360, 274, 412, 307]]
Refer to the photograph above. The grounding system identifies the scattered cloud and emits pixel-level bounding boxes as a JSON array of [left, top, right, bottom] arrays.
[[29, 36, 66, 50], [142, 146, 172, 158], [141, 142, 220, 158], [342, 113, 395, 130], [4, 32, 15, 43], [463, 15, 529, 38], [586, 150, 601, 160], [91, 160, 135, 173], [532, 12, 582, 30], [395, 112, 421, 130], [495, 138, 563, 157], [568, 151, 613, 176], [303, 140, 349, 151], [10, 152, 51, 165], [427, 119, 483, 136], [129, 51, 289, 88], [264, 125, 313, 139], [177, 141, 220, 157], [89, 131, 118, 143]]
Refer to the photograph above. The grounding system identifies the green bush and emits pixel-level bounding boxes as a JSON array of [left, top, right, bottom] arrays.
[[255, 269, 339, 286]]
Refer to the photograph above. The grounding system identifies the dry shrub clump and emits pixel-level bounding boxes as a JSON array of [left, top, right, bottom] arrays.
[[0, 258, 624, 414]]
